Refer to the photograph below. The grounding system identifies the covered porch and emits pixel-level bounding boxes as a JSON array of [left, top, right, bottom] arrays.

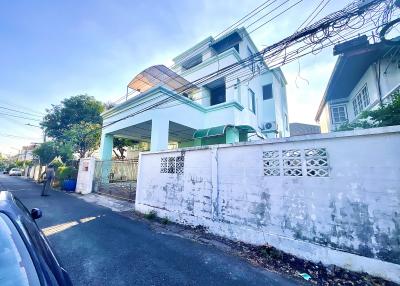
[[99, 120, 199, 161]]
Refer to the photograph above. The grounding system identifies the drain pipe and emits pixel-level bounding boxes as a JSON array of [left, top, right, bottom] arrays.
[[373, 60, 383, 106]]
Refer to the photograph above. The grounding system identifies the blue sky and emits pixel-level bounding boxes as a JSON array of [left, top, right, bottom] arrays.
[[0, 0, 353, 155]]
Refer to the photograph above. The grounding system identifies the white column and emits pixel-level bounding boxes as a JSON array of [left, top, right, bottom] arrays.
[[150, 118, 169, 151]]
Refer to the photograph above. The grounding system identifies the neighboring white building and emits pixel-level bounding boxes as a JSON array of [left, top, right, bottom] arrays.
[[316, 36, 400, 132], [99, 28, 289, 160], [17, 144, 39, 161]]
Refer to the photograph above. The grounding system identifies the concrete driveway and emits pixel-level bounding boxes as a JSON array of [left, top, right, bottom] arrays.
[[0, 174, 298, 286]]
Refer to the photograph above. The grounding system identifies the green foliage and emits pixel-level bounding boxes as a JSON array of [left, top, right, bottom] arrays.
[[56, 166, 78, 181], [33, 142, 59, 165], [364, 91, 400, 127], [63, 122, 101, 158], [57, 143, 74, 162], [338, 92, 400, 131], [113, 137, 137, 159], [161, 217, 170, 225], [144, 210, 157, 220], [41, 94, 104, 141], [32, 141, 73, 165]]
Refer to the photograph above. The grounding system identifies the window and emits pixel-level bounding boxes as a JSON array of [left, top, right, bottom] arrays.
[[352, 85, 370, 116], [248, 88, 256, 114], [0, 213, 40, 286], [331, 105, 347, 124], [207, 78, 226, 106], [263, 84, 273, 100]]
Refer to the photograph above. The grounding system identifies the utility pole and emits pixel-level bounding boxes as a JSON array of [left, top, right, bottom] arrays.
[[26, 123, 46, 143]]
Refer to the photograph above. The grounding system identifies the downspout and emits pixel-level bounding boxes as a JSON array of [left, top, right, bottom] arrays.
[[373, 60, 383, 106]]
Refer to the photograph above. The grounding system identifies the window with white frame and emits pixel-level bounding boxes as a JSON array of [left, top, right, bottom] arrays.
[[352, 84, 370, 116], [330, 105, 347, 124], [248, 88, 256, 114]]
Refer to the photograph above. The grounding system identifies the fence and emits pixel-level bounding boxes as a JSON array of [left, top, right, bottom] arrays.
[[135, 126, 400, 283], [93, 159, 138, 201]]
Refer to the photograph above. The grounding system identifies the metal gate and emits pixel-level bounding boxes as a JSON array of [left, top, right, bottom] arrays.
[[93, 159, 138, 202]]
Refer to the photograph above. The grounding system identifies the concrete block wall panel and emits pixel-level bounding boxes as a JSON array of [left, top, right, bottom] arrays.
[[135, 126, 400, 283]]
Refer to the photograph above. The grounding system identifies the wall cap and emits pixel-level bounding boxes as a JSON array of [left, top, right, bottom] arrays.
[[141, 125, 400, 156]]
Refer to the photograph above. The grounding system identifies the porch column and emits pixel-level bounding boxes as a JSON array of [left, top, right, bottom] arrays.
[[226, 127, 239, 144], [99, 133, 113, 160], [150, 118, 169, 151], [99, 133, 113, 184]]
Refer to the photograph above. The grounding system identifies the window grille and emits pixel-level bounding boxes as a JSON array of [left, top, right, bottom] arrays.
[[282, 149, 302, 176], [305, 148, 329, 177], [263, 148, 330, 177], [263, 151, 280, 176]]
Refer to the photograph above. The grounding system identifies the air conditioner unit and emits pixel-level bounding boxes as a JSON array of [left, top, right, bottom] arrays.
[[261, 121, 277, 133]]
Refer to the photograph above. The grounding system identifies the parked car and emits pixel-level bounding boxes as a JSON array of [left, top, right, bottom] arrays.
[[0, 191, 73, 285], [9, 168, 22, 176], [2, 169, 9, 174]]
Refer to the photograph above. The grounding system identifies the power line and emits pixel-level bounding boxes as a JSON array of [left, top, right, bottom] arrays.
[[248, 0, 304, 34], [0, 112, 41, 121], [296, 0, 329, 31], [0, 132, 42, 140], [0, 105, 42, 118], [216, 0, 276, 37], [95, 0, 395, 137], [113, 0, 298, 105], [0, 100, 45, 116]]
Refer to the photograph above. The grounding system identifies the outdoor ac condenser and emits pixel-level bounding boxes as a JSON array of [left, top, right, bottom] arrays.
[[261, 121, 277, 133]]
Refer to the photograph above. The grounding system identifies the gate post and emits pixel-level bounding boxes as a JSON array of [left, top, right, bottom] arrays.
[[76, 157, 96, 194]]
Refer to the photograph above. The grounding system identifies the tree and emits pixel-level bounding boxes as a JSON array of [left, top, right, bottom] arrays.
[[338, 92, 400, 131], [33, 142, 59, 165], [32, 141, 73, 165], [63, 122, 102, 158], [113, 137, 137, 159], [41, 94, 104, 140]]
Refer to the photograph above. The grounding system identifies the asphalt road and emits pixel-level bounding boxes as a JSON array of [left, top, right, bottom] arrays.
[[0, 174, 298, 286]]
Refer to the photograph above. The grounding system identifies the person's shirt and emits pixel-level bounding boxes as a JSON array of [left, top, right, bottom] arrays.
[[45, 168, 55, 179]]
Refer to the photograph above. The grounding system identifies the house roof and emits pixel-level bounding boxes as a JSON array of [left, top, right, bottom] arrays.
[[127, 65, 198, 94], [315, 40, 392, 121], [289, 123, 320, 136]]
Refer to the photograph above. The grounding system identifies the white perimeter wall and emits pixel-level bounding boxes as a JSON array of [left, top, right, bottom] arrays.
[[136, 126, 400, 283]]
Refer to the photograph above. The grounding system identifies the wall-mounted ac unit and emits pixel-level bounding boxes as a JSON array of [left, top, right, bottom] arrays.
[[261, 121, 277, 133]]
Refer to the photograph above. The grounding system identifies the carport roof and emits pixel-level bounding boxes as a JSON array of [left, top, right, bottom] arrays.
[[127, 65, 198, 94]]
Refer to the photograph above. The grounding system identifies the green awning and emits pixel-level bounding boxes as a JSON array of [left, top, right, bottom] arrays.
[[193, 125, 258, 139], [193, 125, 231, 139]]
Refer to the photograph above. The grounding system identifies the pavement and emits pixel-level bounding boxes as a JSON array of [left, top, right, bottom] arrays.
[[0, 174, 299, 286]]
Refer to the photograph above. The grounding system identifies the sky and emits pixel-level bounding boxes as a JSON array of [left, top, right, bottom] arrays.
[[0, 0, 353, 155]]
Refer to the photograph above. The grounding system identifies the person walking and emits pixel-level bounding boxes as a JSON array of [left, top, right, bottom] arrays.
[[41, 164, 55, 196]]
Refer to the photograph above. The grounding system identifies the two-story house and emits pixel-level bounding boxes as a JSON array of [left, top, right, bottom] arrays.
[[316, 36, 400, 132], [99, 28, 289, 161]]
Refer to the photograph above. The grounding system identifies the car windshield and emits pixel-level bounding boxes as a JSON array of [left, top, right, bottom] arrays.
[[0, 213, 40, 286]]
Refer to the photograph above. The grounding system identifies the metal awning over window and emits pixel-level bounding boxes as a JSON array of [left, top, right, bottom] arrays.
[[127, 65, 198, 94], [193, 125, 257, 139]]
